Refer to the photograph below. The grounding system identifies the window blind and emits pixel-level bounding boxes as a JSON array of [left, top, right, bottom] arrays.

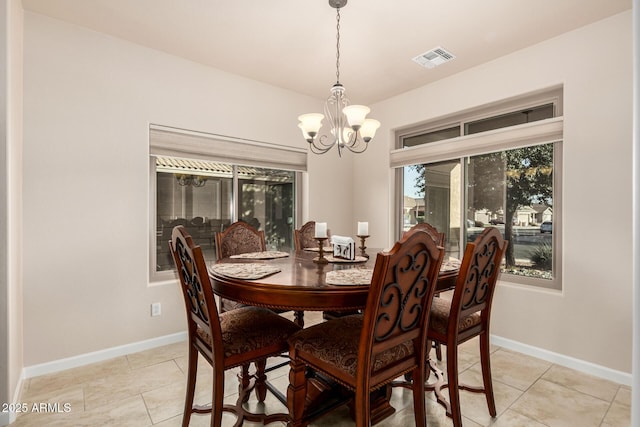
[[149, 124, 307, 172], [390, 117, 563, 168]]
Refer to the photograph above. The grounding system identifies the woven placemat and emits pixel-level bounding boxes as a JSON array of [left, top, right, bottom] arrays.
[[229, 251, 290, 260], [440, 258, 461, 272], [209, 263, 281, 280], [325, 268, 373, 286]]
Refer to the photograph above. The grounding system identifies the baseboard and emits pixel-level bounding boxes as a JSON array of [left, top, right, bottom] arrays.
[[23, 331, 187, 379], [491, 334, 632, 387]]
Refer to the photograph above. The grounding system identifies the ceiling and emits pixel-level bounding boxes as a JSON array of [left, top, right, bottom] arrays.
[[22, 0, 631, 104]]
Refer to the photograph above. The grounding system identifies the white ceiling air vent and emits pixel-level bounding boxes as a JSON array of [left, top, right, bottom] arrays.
[[412, 47, 456, 69]]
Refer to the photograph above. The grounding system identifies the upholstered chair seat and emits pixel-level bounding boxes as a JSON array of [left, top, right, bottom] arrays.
[[428, 297, 482, 336], [195, 306, 300, 362], [217, 299, 246, 313], [288, 314, 415, 383]]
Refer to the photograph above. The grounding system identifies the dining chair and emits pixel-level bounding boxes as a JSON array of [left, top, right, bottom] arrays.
[[214, 220, 267, 313], [427, 226, 508, 427], [215, 220, 266, 259], [287, 230, 445, 427], [214, 219, 299, 317], [294, 220, 323, 250], [170, 225, 301, 427]]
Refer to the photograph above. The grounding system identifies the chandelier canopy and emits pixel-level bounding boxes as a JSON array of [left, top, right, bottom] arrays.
[[297, 0, 380, 157]]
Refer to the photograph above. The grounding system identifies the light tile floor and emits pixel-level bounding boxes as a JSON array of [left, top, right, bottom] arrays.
[[12, 312, 631, 426]]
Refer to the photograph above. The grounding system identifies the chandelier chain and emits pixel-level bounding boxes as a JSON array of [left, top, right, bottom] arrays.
[[335, 7, 341, 84]]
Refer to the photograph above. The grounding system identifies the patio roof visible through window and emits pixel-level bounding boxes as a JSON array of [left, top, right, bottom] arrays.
[[155, 156, 294, 182]]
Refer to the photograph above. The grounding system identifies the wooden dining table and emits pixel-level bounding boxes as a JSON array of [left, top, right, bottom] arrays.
[[209, 248, 458, 319], [208, 247, 460, 425]]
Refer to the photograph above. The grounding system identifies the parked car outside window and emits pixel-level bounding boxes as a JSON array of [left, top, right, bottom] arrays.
[[540, 221, 552, 233]]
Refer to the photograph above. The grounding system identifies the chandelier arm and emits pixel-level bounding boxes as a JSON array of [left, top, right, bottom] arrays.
[[316, 134, 338, 149], [344, 142, 369, 154], [309, 134, 337, 154], [309, 141, 335, 155], [343, 133, 369, 154]]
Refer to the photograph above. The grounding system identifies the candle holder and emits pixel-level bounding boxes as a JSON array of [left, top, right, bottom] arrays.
[[356, 235, 370, 258], [313, 237, 329, 264]]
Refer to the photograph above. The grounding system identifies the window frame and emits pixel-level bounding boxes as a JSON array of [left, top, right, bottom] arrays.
[[149, 125, 305, 284], [393, 88, 563, 290]]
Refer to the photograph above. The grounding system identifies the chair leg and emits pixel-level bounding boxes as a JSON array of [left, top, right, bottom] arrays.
[[479, 332, 497, 416], [351, 381, 372, 427], [294, 310, 305, 327], [446, 342, 463, 427], [182, 344, 198, 427], [287, 349, 308, 427], [411, 365, 427, 427], [433, 295, 443, 361], [211, 365, 225, 427], [238, 364, 251, 403], [254, 359, 267, 402], [434, 340, 443, 361]]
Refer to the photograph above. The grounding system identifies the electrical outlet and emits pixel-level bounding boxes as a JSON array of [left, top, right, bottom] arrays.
[[151, 302, 162, 317]]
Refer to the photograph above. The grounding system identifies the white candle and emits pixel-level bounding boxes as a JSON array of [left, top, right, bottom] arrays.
[[357, 221, 369, 236], [315, 222, 327, 238]]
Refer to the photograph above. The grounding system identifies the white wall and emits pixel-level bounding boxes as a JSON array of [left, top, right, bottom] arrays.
[[357, 11, 634, 373], [21, 11, 354, 366]]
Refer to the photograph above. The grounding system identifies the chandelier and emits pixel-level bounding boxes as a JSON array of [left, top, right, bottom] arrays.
[[297, 0, 380, 157]]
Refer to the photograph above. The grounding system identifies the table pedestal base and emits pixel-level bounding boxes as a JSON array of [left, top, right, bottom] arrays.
[[289, 370, 396, 425], [348, 385, 395, 424]]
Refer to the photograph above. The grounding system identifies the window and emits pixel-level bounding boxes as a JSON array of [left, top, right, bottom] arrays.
[[155, 158, 233, 272], [150, 125, 306, 282], [394, 89, 562, 289]]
